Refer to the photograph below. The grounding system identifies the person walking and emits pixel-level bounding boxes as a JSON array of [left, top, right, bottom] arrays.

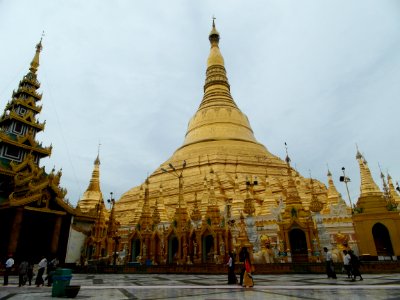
[[46, 257, 59, 286], [27, 261, 34, 286], [343, 250, 352, 279], [18, 259, 29, 287], [238, 247, 247, 286], [35, 256, 47, 287], [323, 247, 337, 279], [349, 250, 363, 281], [226, 251, 237, 284], [3, 254, 14, 286], [242, 251, 254, 288]]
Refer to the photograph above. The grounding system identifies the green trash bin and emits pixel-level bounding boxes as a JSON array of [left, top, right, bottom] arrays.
[[52, 268, 72, 297]]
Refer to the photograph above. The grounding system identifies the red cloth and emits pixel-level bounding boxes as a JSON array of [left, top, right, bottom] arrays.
[[245, 259, 251, 273]]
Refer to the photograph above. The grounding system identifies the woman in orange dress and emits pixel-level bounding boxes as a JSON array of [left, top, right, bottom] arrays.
[[242, 252, 254, 288]]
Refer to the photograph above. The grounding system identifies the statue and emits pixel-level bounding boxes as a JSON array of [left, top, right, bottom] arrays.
[[220, 240, 225, 255], [183, 242, 188, 259], [335, 232, 349, 250], [253, 235, 273, 263], [142, 243, 147, 258], [193, 241, 198, 257]]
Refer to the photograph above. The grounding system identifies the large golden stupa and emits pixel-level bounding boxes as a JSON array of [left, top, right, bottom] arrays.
[[114, 21, 327, 227]]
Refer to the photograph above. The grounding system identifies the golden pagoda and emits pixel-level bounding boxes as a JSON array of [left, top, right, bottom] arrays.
[[352, 150, 400, 258], [77, 154, 103, 214], [114, 21, 329, 263], [66, 153, 123, 265]]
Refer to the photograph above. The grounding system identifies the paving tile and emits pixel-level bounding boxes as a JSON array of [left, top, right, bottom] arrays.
[[1, 273, 400, 299]]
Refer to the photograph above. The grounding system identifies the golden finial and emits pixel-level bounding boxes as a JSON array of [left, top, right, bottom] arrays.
[[356, 143, 362, 159], [209, 15, 220, 44], [95, 142, 101, 164], [30, 31, 44, 73]]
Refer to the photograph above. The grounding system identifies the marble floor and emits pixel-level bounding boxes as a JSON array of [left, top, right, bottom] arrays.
[[1, 273, 400, 299]]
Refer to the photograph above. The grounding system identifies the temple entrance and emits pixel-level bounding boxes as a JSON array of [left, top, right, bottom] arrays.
[[131, 239, 140, 262], [15, 209, 71, 263], [168, 235, 178, 264], [202, 234, 214, 263], [372, 223, 394, 256], [289, 228, 308, 262]]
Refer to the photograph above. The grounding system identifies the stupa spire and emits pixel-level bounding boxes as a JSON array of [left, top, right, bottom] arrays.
[[176, 19, 261, 152], [139, 178, 152, 231], [283, 144, 302, 207], [309, 177, 323, 213], [326, 169, 340, 205], [356, 150, 382, 197], [30, 34, 43, 74], [86, 153, 101, 192], [387, 174, 400, 205], [77, 152, 104, 214]]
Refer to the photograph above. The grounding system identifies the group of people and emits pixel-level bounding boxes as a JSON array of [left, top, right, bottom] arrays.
[[343, 249, 363, 281], [3, 255, 59, 287], [323, 247, 363, 281], [226, 247, 254, 288], [226, 247, 363, 286]]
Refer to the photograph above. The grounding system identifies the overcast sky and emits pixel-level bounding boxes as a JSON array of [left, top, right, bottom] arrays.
[[0, 0, 399, 207]]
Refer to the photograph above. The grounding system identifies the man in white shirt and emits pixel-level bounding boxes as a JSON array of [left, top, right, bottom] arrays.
[[3, 255, 14, 285], [35, 257, 47, 287], [323, 247, 337, 279], [343, 250, 352, 278]]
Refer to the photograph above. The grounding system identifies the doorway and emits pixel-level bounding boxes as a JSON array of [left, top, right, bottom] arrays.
[[289, 228, 308, 262], [372, 223, 394, 256]]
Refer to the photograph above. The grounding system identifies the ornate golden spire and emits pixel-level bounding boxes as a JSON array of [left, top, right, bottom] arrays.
[[356, 150, 382, 197], [207, 17, 224, 68], [139, 178, 152, 231], [283, 143, 302, 207], [86, 154, 101, 192], [190, 192, 202, 222], [29, 34, 43, 74], [309, 178, 323, 213], [387, 174, 400, 205], [77, 152, 104, 214], [326, 169, 340, 205], [152, 198, 161, 226], [176, 19, 260, 152], [355, 149, 388, 213]]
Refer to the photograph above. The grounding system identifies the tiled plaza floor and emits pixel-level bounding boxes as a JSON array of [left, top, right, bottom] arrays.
[[1, 273, 400, 299]]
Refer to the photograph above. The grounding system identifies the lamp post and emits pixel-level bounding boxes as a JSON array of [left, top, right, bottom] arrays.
[[113, 235, 121, 268], [107, 192, 119, 268], [161, 161, 186, 209], [340, 167, 353, 213], [107, 192, 115, 210]]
